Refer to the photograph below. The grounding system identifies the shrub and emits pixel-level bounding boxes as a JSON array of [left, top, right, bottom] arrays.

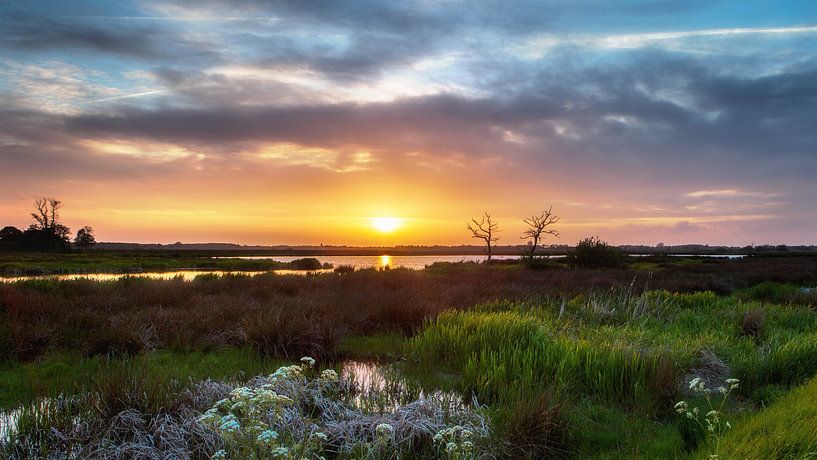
[[333, 264, 355, 274], [289, 258, 323, 270], [519, 255, 557, 270], [566, 237, 628, 269], [739, 309, 765, 340]]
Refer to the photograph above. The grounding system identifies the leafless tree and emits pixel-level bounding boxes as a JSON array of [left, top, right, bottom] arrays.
[[30, 197, 63, 231], [521, 206, 560, 254], [467, 212, 500, 263]]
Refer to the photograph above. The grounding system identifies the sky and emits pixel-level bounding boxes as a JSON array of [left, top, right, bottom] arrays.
[[1, 1, 816, 246]]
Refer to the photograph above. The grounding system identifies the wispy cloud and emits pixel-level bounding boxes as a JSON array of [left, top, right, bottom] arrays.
[[517, 25, 817, 56], [685, 190, 780, 199]]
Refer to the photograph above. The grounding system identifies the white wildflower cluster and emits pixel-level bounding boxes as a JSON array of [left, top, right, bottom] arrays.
[[674, 377, 739, 459], [375, 423, 395, 443], [319, 369, 338, 381], [199, 359, 326, 458], [198, 357, 491, 459], [433, 425, 475, 459]]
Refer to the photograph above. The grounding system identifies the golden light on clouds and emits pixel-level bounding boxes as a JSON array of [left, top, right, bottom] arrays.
[[82, 139, 193, 161]]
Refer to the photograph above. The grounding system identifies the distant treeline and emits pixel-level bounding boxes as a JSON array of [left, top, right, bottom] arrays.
[[88, 242, 817, 256]]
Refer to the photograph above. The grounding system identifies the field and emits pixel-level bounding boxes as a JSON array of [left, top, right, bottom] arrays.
[[1, 253, 817, 458]]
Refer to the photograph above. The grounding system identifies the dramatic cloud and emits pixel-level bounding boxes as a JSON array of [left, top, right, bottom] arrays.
[[0, 0, 815, 245]]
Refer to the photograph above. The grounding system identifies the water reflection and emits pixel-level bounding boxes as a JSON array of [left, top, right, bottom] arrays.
[[0, 269, 333, 283], [340, 360, 461, 411], [0, 406, 17, 440], [379, 255, 392, 270]]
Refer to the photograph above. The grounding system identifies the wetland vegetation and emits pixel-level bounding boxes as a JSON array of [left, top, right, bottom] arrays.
[[1, 253, 817, 458]]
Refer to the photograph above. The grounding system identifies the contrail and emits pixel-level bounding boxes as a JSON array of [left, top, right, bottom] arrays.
[[87, 89, 168, 103]]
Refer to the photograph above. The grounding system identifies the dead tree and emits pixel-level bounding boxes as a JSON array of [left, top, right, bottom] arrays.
[[31, 197, 63, 232], [467, 212, 500, 263], [521, 206, 560, 254]]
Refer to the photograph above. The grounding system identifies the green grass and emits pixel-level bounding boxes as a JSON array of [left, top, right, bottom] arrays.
[[703, 375, 817, 459], [338, 332, 406, 360], [406, 291, 817, 458], [569, 399, 684, 459], [0, 251, 324, 276], [0, 348, 284, 409]]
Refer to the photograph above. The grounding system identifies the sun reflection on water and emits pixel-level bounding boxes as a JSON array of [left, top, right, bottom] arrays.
[[379, 255, 392, 269]]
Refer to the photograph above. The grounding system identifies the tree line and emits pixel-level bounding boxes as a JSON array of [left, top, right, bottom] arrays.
[[0, 197, 96, 251]]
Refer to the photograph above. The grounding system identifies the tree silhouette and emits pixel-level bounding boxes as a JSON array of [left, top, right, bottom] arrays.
[[467, 212, 500, 263], [74, 226, 97, 249], [521, 206, 560, 254], [0, 226, 23, 242], [30, 197, 63, 232], [24, 197, 71, 250]]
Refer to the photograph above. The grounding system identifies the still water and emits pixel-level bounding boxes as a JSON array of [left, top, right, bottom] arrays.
[[0, 255, 520, 283], [215, 254, 523, 270], [0, 254, 745, 283]]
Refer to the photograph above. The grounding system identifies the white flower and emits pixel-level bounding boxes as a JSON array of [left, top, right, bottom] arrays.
[[211, 449, 227, 460], [218, 414, 241, 434], [725, 378, 739, 384], [300, 356, 316, 367], [257, 429, 279, 445], [376, 423, 395, 438], [270, 447, 289, 458], [319, 369, 338, 381]]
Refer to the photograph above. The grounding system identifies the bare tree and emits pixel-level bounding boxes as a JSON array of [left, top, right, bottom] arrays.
[[521, 206, 560, 254], [467, 212, 500, 263], [30, 197, 63, 232]]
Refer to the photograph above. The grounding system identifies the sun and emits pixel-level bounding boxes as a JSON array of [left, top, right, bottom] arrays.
[[370, 217, 402, 233]]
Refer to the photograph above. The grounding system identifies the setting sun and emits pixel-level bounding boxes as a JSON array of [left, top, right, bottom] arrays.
[[370, 217, 402, 233]]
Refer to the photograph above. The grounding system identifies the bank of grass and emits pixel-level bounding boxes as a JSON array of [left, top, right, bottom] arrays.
[[703, 374, 817, 459], [0, 348, 284, 409], [0, 251, 325, 276]]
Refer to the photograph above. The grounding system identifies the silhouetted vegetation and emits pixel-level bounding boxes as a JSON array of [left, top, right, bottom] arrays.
[[467, 212, 500, 262], [74, 226, 96, 249], [0, 197, 98, 252], [521, 206, 560, 254], [566, 236, 628, 268]]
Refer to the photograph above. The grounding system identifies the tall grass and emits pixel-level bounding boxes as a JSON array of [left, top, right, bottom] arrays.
[[706, 375, 817, 459], [408, 290, 817, 410]]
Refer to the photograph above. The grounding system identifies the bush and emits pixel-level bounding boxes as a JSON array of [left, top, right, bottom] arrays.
[[739, 309, 765, 340], [520, 255, 557, 270], [289, 257, 323, 270], [566, 237, 628, 269]]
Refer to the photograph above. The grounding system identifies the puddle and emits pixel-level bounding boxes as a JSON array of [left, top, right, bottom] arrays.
[[339, 360, 462, 411], [341, 360, 390, 393]]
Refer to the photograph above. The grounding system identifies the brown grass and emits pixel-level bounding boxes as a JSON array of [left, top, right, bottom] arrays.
[[2, 255, 816, 362]]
